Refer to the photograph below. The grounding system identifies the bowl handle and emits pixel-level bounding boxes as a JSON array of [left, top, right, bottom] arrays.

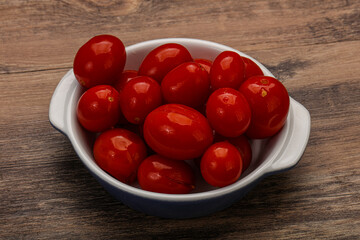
[[268, 99, 311, 173], [49, 69, 76, 135]]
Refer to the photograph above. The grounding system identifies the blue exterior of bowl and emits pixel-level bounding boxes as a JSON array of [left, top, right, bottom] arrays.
[[94, 173, 264, 219]]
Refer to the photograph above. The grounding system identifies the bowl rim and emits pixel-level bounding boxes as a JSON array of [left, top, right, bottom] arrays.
[[51, 38, 311, 202]]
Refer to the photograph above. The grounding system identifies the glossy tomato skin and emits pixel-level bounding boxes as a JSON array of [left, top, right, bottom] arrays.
[[73, 35, 126, 88], [137, 155, 195, 194], [120, 76, 162, 124], [161, 62, 210, 108], [239, 76, 290, 139], [143, 104, 214, 160], [77, 85, 120, 132], [243, 57, 264, 80], [93, 128, 147, 184], [114, 70, 138, 94], [194, 58, 212, 74], [200, 141, 243, 187], [210, 51, 245, 91], [215, 134, 252, 173], [138, 43, 193, 83], [206, 88, 251, 137]]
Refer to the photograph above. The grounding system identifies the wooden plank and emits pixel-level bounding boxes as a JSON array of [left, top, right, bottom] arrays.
[[1, 0, 360, 239]]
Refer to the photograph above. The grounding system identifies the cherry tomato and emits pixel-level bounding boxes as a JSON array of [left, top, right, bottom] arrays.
[[114, 70, 138, 94], [73, 35, 126, 88], [93, 128, 147, 184], [215, 134, 252, 173], [120, 76, 162, 124], [243, 57, 264, 80], [210, 51, 245, 91], [194, 58, 212, 73], [200, 141, 243, 187], [161, 62, 210, 108], [138, 43, 193, 83], [239, 76, 290, 139], [143, 104, 214, 160], [206, 88, 251, 137], [77, 85, 120, 132], [137, 155, 195, 194]]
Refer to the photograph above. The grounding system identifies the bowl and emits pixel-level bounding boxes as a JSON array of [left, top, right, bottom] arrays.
[[49, 38, 311, 219]]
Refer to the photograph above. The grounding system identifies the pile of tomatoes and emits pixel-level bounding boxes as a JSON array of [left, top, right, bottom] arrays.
[[73, 35, 290, 194]]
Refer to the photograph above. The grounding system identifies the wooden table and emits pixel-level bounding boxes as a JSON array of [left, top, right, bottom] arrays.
[[1, 1, 359, 239]]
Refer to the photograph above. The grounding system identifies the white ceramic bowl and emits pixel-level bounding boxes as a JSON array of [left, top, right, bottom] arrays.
[[49, 38, 311, 219]]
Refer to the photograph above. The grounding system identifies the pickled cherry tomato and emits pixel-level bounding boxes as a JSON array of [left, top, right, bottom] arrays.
[[120, 76, 162, 124], [143, 104, 214, 160], [73, 35, 126, 88], [210, 51, 245, 90], [200, 141, 243, 187], [77, 85, 120, 132], [93, 128, 147, 184], [138, 43, 193, 83], [239, 76, 290, 139], [137, 154, 195, 194], [161, 62, 210, 108], [206, 88, 251, 137]]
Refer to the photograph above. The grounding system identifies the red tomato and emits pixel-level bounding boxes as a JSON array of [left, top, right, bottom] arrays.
[[214, 134, 252, 173], [137, 155, 195, 194], [200, 141, 243, 187], [210, 51, 245, 90], [77, 85, 120, 132], [194, 58, 212, 73], [243, 57, 264, 80], [93, 128, 147, 184], [161, 62, 210, 108], [114, 70, 138, 94], [239, 76, 290, 139], [206, 88, 251, 137], [138, 43, 193, 83], [120, 76, 162, 124], [143, 104, 214, 160], [73, 35, 126, 88]]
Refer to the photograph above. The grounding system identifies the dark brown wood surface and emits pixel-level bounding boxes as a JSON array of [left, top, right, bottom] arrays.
[[1, 0, 360, 239]]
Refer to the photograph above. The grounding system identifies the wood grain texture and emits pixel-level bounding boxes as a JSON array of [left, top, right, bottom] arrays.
[[1, 0, 360, 239]]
